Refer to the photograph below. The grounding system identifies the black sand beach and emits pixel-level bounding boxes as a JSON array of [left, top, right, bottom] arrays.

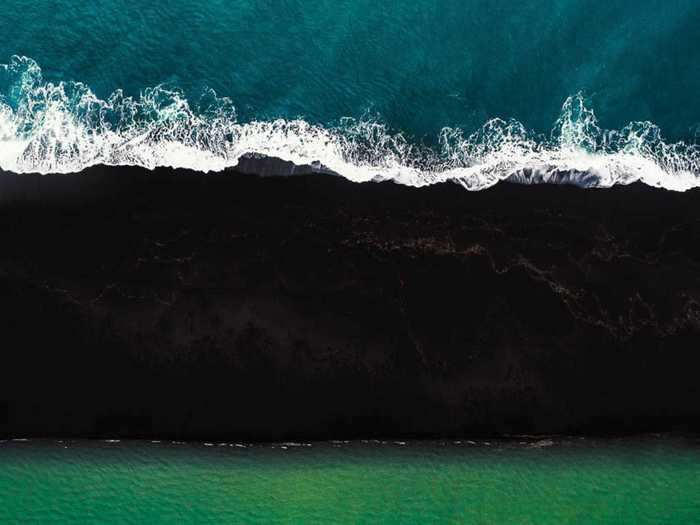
[[1, 165, 699, 440]]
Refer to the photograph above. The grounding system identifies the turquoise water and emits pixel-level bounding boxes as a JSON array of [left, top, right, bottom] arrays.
[[1, 438, 699, 523], [0, 1, 699, 187]]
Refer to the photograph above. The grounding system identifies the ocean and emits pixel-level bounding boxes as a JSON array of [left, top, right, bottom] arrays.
[[1, 437, 699, 524], [2, 4, 700, 521], [0, 0, 699, 189]]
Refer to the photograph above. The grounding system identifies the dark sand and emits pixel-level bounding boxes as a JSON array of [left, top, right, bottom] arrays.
[[1, 164, 699, 440]]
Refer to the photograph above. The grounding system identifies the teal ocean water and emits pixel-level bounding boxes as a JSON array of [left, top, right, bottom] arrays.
[[1, 438, 699, 524], [0, 1, 699, 188]]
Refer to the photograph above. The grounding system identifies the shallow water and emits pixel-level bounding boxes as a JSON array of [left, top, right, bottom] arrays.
[[1, 437, 699, 524], [0, 1, 699, 188]]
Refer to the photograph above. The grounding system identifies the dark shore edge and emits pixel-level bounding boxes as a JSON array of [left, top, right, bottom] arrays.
[[1, 162, 699, 442]]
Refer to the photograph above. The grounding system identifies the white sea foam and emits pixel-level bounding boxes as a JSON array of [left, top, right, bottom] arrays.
[[1, 56, 699, 191]]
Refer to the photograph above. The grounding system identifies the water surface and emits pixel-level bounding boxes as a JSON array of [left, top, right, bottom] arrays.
[[1, 437, 699, 523], [0, 1, 699, 188]]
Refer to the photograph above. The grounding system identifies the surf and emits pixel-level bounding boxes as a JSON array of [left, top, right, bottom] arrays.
[[1, 56, 699, 191]]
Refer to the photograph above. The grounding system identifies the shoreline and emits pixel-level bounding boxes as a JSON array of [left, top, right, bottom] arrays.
[[1, 165, 699, 441], [2, 433, 698, 447]]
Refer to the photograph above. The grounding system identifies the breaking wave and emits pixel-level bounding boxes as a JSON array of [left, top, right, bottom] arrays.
[[1, 56, 699, 191]]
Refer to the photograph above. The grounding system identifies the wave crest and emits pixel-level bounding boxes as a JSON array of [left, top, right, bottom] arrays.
[[1, 56, 699, 191]]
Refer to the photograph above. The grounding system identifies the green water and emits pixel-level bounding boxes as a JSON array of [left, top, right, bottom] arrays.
[[1, 438, 699, 524]]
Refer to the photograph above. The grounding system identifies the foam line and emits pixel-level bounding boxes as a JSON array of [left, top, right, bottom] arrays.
[[1, 56, 699, 190]]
